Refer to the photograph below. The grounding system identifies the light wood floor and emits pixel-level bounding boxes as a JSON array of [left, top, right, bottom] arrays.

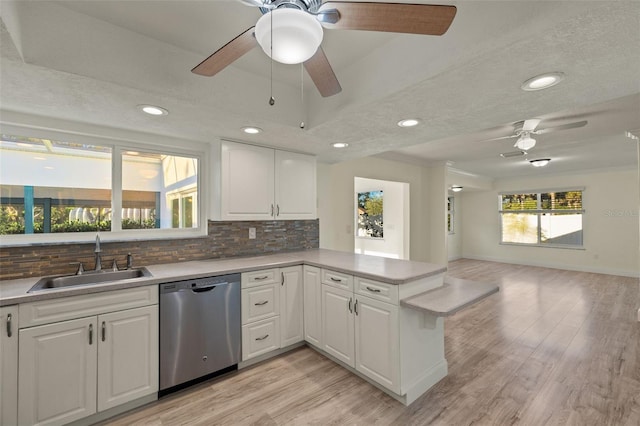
[[102, 260, 640, 426]]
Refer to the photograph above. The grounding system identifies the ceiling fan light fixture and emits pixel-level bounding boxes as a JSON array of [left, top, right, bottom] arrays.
[[515, 134, 536, 151], [451, 185, 463, 192], [255, 8, 323, 65], [530, 158, 551, 167], [521, 72, 565, 91]]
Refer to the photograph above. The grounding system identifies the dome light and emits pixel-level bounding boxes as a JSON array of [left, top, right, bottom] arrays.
[[397, 118, 420, 128], [521, 72, 565, 91], [138, 105, 168, 116], [529, 158, 551, 167], [255, 9, 323, 64], [332, 142, 349, 148], [451, 185, 463, 192], [242, 127, 263, 134]]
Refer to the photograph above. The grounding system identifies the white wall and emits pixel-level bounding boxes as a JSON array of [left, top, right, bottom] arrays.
[[461, 167, 639, 277], [354, 177, 409, 259], [318, 157, 438, 263]]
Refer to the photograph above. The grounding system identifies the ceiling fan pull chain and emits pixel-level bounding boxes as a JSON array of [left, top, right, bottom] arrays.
[[300, 63, 305, 129], [268, 9, 275, 106]]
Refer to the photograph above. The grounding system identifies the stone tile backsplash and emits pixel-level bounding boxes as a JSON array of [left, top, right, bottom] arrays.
[[0, 220, 319, 280]]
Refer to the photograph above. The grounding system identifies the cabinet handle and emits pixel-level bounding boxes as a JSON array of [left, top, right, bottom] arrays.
[[348, 297, 352, 313], [255, 334, 269, 341], [254, 275, 269, 281], [254, 300, 269, 306], [354, 299, 359, 316], [89, 324, 93, 345], [276, 204, 280, 216], [6, 313, 12, 338], [271, 204, 274, 216], [330, 277, 342, 283], [101, 321, 106, 342], [281, 272, 284, 286], [366, 286, 381, 293]]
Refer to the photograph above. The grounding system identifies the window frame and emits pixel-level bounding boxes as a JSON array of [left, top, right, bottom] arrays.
[[498, 188, 585, 249], [0, 124, 208, 247]]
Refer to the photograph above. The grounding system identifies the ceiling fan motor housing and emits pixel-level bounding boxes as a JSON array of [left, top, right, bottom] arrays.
[[259, 0, 323, 14]]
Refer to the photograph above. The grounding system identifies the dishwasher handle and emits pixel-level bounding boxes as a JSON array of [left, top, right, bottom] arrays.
[[191, 282, 228, 293]]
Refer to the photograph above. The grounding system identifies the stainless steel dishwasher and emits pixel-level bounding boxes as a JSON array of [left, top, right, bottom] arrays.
[[159, 273, 241, 395]]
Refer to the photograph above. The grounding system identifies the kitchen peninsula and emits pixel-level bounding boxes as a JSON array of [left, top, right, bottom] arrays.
[[0, 249, 498, 425]]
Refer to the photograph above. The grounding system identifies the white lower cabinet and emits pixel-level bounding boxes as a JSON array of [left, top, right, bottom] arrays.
[[16, 287, 158, 426], [302, 266, 322, 348], [242, 316, 281, 360], [1, 306, 19, 426], [322, 273, 400, 394], [279, 266, 304, 347]]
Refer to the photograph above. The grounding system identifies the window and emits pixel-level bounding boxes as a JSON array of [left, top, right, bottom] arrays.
[[0, 133, 204, 244], [447, 196, 454, 234], [500, 190, 584, 247], [357, 190, 383, 238]]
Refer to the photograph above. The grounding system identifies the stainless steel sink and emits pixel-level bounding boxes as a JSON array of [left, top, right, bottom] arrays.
[[28, 267, 152, 292]]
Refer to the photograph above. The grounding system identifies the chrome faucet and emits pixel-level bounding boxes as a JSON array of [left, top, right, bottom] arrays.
[[94, 234, 102, 272]]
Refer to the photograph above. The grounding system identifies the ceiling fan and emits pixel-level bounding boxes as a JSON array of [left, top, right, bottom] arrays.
[[191, 0, 457, 97], [488, 118, 588, 151]]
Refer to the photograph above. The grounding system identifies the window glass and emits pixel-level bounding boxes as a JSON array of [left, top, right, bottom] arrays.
[[501, 193, 538, 211], [501, 213, 538, 244]]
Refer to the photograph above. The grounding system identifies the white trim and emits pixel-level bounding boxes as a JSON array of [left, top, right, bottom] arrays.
[[460, 254, 640, 278], [498, 187, 586, 196]]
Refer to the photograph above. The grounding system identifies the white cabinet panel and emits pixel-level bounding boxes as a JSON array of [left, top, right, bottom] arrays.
[[321, 268, 353, 292], [354, 295, 400, 393], [18, 317, 98, 426], [354, 277, 399, 305], [280, 266, 303, 347], [274, 150, 316, 219], [1, 306, 19, 426], [241, 284, 280, 325], [322, 285, 355, 367], [97, 305, 159, 411], [303, 266, 322, 348], [241, 268, 280, 289], [221, 142, 275, 220]]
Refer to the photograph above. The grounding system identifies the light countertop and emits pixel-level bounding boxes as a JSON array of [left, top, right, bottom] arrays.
[[0, 249, 447, 306]]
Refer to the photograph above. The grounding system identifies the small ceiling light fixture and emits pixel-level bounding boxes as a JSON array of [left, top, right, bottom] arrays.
[[138, 105, 168, 116], [397, 118, 420, 128], [242, 126, 263, 134], [521, 72, 565, 91], [451, 185, 463, 192], [332, 142, 349, 148], [514, 133, 536, 151], [529, 158, 551, 167], [255, 9, 323, 64]]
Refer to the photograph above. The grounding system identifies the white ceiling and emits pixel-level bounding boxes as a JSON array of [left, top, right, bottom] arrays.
[[1, 0, 639, 178]]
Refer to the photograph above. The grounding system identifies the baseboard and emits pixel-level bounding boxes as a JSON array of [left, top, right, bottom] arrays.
[[461, 254, 640, 278], [238, 341, 305, 369], [67, 394, 157, 426]]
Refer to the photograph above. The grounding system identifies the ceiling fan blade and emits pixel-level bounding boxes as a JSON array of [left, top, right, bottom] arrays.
[[534, 120, 588, 135], [192, 27, 257, 77], [522, 118, 541, 132], [236, 0, 274, 8], [481, 134, 519, 142], [304, 47, 342, 97], [318, 2, 457, 35]]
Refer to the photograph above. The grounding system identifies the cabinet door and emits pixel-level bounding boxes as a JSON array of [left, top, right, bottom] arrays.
[[322, 285, 355, 367], [354, 295, 400, 393], [303, 266, 322, 348], [274, 150, 317, 220], [280, 266, 304, 347], [19, 317, 97, 426], [221, 141, 275, 220], [1, 306, 19, 426], [97, 305, 159, 412]]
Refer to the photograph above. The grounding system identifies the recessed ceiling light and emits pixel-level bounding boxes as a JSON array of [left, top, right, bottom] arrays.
[[521, 72, 565, 91], [451, 185, 463, 192], [242, 126, 262, 134], [33, 156, 46, 160], [530, 158, 551, 167], [397, 118, 420, 128], [138, 105, 168, 116], [332, 142, 349, 148]]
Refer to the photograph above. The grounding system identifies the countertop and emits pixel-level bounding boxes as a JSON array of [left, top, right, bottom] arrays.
[[0, 249, 447, 306]]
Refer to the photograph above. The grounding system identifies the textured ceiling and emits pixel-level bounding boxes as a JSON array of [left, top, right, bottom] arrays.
[[1, 0, 639, 178]]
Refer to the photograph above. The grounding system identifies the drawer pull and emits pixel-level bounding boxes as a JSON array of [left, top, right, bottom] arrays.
[[254, 276, 269, 281], [6, 313, 12, 338], [254, 300, 269, 306], [366, 286, 381, 293], [348, 297, 353, 313], [354, 299, 359, 316], [330, 277, 342, 282], [89, 324, 93, 345], [255, 334, 270, 341], [101, 321, 106, 342]]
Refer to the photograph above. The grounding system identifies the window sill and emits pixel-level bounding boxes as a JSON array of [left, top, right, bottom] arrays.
[[499, 242, 585, 250]]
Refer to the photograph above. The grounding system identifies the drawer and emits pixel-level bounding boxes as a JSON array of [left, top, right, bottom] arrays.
[[355, 277, 399, 305], [242, 316, 281, 361], [241, 283, 280, 325], [321, 268, 353, 292], [241, 269, 281, 289], [19, 285, 158, 328]]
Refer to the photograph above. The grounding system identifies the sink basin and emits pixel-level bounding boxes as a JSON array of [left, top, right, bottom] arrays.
[[28, 267, 152, 292]]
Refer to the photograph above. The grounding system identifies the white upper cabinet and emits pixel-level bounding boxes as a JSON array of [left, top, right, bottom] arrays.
[[219, 141, 316, 221]]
